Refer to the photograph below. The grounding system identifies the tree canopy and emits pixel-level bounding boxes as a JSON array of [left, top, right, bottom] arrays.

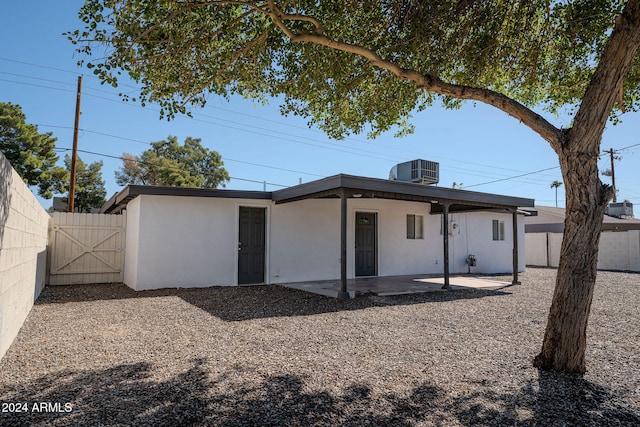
[[71, 1, 640, 373], [114, 136, 229, 188], [53, 155, 107, 213], [0, 102, 66, 198], [70, 0, 639, 139]]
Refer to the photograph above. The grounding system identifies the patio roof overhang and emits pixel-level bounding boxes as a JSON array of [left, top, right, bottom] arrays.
[[273, 174, 533, 299], [272, 174, 534, 212]]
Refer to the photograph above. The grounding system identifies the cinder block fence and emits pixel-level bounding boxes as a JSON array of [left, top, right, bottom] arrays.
[[0, 152, 49, 360], [525, 231, 640, 272]]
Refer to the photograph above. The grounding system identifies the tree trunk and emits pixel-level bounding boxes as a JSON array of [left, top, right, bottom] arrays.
[[533, 143, 614, 374]]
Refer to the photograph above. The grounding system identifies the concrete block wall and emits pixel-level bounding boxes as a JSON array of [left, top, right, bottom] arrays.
[[598, 230, 640, 271], [0, 151, 50, 360], [526, 231, 640, 272]]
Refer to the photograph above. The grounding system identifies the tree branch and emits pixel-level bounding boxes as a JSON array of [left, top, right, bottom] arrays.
[[283, 31, 563, 150], [234, 0, 564, 149], [569, 0, 640, 151], [180, 31, 270, 108]]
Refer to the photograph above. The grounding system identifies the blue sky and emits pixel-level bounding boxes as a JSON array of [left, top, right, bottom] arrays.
[[2, 1, 640, 210]]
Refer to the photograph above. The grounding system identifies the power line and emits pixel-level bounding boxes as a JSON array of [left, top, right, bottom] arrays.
[[222, 158, 324, 178], [54, 147, 290, 188], [614, 142, 640, 152], [0, 71, 78, 88], [44, 124, 325, 177], [203, 103, 562, 178], [0, 78, 75, 94], [4, 57, 636, 192], [463, 166, 561, 188], [1, 62, 562, 181], [1, 67, 567, 185], [0, 57, 81, 75]]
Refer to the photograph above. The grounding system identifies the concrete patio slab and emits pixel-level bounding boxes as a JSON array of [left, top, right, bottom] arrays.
[[279, 275, 512, 298]]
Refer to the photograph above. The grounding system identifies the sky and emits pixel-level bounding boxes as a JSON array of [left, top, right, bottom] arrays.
[[2, 1, 640, 211]]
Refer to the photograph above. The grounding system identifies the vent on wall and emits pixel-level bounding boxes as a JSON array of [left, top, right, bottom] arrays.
[[389, 159, 439, 185]]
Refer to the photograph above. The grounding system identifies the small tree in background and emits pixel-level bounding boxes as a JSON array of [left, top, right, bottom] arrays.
[[0, 102, 67, 198], [53, 155, 107, 213], [115, 136, 229, 188]]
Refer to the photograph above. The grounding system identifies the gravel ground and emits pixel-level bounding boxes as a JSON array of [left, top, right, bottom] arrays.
[[1, 267, 639, 426]]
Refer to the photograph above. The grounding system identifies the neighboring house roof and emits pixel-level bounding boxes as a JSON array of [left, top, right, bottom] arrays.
[[101, 174, 534, 214], [523, 205, 640, 233]]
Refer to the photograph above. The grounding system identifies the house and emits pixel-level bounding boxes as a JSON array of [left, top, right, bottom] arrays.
[[101, 174, 534, 298]]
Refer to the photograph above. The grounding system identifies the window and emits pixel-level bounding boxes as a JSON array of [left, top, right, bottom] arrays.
[[407, 214, 424, 239], [492, 220, 505, 241]]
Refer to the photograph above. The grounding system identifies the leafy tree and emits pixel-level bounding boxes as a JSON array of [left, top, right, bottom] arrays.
[[114, 136, 229, 188], [0, 102, 67, 198], [53, 155, 107, 213], [71, 1, 640, 373]]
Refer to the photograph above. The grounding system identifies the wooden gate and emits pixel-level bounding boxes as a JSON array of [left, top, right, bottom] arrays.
[[48, 212, 125, 285]]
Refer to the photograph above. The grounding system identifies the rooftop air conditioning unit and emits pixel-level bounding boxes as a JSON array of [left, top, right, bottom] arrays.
[[606, 202, 634, 219], [389, 159, 439, 185]]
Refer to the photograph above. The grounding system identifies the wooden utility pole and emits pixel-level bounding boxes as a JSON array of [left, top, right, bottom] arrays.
[[607, 148, 617, 202], [68, 75, 82, 212]]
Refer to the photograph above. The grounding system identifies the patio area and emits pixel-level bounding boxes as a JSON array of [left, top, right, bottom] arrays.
[[280, 274, 513, 298]]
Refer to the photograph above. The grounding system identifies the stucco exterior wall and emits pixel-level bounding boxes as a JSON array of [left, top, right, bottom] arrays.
[[0, 152, 49, 360], [124, 195, 524, 290], [441, 210, 525, 274], [124, 195, 271, 290], [123, 197, 140, 288], [269, 199, 340, 283]]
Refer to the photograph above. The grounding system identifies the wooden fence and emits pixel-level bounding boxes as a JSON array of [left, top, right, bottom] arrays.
[[48, 212, 126, 285]]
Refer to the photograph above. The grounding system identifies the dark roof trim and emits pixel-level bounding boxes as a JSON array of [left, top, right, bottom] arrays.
[[100, 185, 272, 214], [272, 174, 534, 209], [101, 174, 534, 214]]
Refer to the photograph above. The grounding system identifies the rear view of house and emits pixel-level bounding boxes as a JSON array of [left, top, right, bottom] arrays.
[[101, 172, 533, 297]]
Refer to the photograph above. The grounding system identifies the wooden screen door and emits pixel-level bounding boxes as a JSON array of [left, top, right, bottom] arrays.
[[355, 212, 377, 276], [238, 207, 266, 284]]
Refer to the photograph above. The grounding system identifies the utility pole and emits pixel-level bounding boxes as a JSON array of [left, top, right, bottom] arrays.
[[606, 148, 617, 202], [68, 76, 82, 212]]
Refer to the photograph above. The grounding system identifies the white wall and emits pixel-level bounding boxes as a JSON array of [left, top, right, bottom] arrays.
[[269, 199, 340, 283], [525, 233, 548, 266], [274, 199, 524, 281], [123, 197, 140, 287], [0, 152, 49, 360], [525, 230, 640, 271], [446, 211, 525, 274], [124, 195, 525, 290], [124, 195, 271, 290]]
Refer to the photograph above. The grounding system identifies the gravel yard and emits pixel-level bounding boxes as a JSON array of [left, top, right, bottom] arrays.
[[1, 268, 639, 426]]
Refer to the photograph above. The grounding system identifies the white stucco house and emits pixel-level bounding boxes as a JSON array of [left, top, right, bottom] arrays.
[[101, 174, 534, 298]]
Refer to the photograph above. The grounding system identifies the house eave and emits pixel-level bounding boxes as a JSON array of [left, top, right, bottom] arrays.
[[100, 185, 272, 214], [101, 174, 534, 214], [272, 174, 534, 210]]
